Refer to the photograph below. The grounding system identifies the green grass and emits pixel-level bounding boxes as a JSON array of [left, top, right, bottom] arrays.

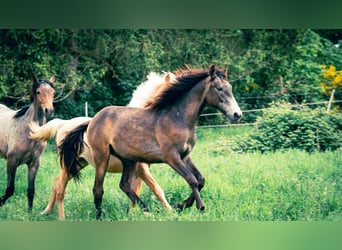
[[0, 127, 341, 221]]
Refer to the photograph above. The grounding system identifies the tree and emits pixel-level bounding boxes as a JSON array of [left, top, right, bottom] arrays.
[[1, 29, 341, 121]]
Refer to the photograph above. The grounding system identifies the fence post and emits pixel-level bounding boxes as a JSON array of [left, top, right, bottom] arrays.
[[327, 89, 335, 113], [85, 101, 88, 117]]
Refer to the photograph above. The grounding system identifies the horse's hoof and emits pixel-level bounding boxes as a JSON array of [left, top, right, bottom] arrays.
[[143, 206, 150, 213], [173, 202, 185, 212], [95, 209, 103, 220], [40, 210, 51, 216], [0, 197, 6, 206]]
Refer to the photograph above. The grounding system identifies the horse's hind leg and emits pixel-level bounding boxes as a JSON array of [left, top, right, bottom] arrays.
[[41, 170, 70, 220], [55, 170, 70, 220], [0, 157, 18, 206], [119, 159, 149, 212], [136, 163, 172, 211], [41, 175, 58, 215], [92, 150, 110, 220]]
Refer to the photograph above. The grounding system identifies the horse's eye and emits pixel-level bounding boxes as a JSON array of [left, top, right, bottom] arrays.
[[36, 91, 41, 95], [216, 87, 223, 91]]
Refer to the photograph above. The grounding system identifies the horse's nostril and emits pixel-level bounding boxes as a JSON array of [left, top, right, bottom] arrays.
[[234, 112, 242, 120], [45, 108, 55, 117]]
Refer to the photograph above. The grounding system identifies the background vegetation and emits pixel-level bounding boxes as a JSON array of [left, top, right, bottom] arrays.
[[0, 29, 341, 122], [227, 103, 342, 153]]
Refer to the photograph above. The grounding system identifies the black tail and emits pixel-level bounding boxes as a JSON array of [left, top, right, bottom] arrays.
[[58, 122, 89, 182]]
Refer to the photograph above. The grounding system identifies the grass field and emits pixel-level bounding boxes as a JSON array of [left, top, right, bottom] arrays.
[[0, 127, 341, 221]]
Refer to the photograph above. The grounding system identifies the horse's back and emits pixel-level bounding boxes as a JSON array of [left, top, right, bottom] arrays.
[[0, 105, 16, 157], [0, 103, 13, 112], [0, 104, 15, 118]]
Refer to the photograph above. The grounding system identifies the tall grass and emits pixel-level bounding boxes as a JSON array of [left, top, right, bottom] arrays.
[[0, 127, 340, 221]]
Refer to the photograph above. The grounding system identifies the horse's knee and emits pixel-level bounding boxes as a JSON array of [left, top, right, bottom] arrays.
[[198, 177, 205, 190], [186, 174, 199, 190]]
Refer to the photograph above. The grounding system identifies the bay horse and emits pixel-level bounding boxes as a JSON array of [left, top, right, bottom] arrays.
[[0, 76, 55, 210], [60, 65, 242, 219], [29, 72, 173, 219]]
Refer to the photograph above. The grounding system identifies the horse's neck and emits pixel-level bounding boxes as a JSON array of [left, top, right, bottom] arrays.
[[172, 80, 208, 128], [24, 103, 46, 126]]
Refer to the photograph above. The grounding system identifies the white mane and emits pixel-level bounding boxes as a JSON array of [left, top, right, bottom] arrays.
[[128, 72, 171, 108]]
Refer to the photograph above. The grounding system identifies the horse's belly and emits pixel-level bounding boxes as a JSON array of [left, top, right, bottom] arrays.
[[107, 156, 123, 172], [115, 141, 163, 163]]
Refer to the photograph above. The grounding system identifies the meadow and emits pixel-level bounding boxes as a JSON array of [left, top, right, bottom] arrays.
[[0, 127, 340, 221]]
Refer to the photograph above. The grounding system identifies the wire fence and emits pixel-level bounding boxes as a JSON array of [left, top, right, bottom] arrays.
[[197, 99, 342, 129]]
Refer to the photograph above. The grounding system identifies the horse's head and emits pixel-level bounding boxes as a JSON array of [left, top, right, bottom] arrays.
[[31, 76, 55, 118], [205, 65, 242, 122]]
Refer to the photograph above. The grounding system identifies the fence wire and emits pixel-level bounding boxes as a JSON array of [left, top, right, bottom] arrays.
[[197, 100, 342, 129]]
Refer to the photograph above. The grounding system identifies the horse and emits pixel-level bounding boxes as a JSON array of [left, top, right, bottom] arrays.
[[60, 65, 242, 219], [29, 72, 173, 219], [0, 76, 55, 210]]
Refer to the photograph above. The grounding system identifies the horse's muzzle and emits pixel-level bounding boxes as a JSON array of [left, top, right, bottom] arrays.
[[45, 108, 55, 118], [232, 111, 242, 121]]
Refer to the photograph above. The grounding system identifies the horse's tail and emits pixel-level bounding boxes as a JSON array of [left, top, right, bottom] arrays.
[[58, 121, 89, 182], [29, 119, 66, 141]]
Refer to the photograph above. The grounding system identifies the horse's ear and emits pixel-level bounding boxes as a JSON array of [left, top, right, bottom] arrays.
[[209, 64, 216, 80], [49, 76, 55, 83], [33, 75, 39, 83]]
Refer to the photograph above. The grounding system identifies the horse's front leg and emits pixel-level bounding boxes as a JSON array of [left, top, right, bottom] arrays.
[[0, 156, 18, 206], [27, 159, 40, 211], [119, 159, 149, 212], [175, 156, 205, 210], [165, 153, 205, 211]]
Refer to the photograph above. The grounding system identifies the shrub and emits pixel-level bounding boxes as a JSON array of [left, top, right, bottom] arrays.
[[229, 102, 342, 153]]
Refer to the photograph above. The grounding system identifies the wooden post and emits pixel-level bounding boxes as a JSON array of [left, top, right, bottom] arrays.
[[327, 89, 335, 113], [85, 101, 88, 117]]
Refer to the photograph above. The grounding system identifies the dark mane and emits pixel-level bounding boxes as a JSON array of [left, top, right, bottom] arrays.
[[145, 67, 226, 111], [145, 68, 207, 111], [14, 105, 30, 118]]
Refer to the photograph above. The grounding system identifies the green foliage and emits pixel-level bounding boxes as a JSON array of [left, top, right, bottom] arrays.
[[1, 29, 342, 120], [228, 103, 342, 153]]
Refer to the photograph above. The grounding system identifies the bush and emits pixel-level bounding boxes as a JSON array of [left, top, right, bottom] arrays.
[[229, 103, 342, 153]]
